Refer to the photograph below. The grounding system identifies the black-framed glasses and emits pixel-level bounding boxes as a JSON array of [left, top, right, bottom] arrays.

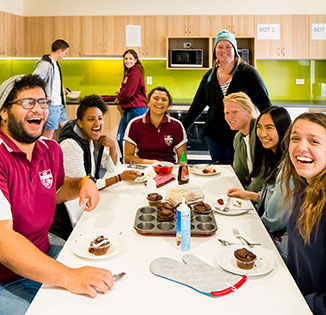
[[8, 98, 52, 109]]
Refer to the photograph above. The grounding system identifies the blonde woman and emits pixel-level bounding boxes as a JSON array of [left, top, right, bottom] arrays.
[[282, 112, 326, 315], [223, 92, 263, 192]]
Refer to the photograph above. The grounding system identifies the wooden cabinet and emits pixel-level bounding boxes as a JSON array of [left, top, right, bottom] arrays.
[[255, 15, 309, 59], [0, 11, 24, 56], [208, 15, 255, 37], [309, 15, 326, 59]]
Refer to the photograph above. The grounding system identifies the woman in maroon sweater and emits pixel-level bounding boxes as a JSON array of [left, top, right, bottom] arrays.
[[116, 49, 147, 155]]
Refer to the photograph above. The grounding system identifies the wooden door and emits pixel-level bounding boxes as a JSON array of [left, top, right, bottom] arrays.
[[188, 16, 210, 36], [80, 16, 104, 56], [166, 16, 188, 36], [255, 15, 282, 59], [144, 16, 167, 57], [281, 15, 309, 59], [208, 15, 232, 36], [309, 15, 326, 59], [0, 12, 4, 56], [232, 15, 255, 37]]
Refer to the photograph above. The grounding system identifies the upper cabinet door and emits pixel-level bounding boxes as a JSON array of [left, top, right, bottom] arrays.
[[309, 15, 326, 59], [187, 16, 210, 36], [144, 16, 167, 57], [281, 15, 309, 59], [232, 15, 255, 37], [166, 16, 189, 36], [255, 15, 282, 59], [208, 15, 232, 36]]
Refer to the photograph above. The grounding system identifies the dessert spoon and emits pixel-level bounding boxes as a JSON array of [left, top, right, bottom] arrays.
[[113, 272, 126, 281]]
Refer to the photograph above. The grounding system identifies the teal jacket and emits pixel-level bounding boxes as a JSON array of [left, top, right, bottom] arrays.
[[232, 119, 264, 192]]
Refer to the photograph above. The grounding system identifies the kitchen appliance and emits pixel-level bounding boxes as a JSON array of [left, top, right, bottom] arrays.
[[170, 49, 203, 68], [238, 49, 249, 64]]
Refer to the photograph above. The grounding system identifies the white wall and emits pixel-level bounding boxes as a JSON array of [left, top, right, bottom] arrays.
[[21, 0, 326, 16], [0, 0, 23, 15]]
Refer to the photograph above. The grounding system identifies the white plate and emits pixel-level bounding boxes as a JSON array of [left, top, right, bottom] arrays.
[[71, 232, 126, 260], [132, 173, 154, 183], [189, 164, 220, 176], [213, 196, 253, 216], [215, 246, 274, 277]]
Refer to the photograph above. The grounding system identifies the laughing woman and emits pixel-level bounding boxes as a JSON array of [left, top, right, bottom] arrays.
[[50, 95, 140, 239], [281, 112, 326, 315], [124, 87, 187, 164], [227, 106, 292, 260]]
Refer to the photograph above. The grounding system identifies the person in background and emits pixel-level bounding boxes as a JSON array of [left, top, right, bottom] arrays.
[[33, 39, 69, 139], [0, 75, 113, 315], [227, 106, 292, 260], [182, 29, 271, 164], [223, 91, 263, 192], [124, 86, 187, 164], [50, 94, 141, 239], [281, 112, 326, 315], [116, 49, 147, 156]]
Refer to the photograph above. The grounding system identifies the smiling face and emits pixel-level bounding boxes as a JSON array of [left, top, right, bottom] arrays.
[[123, 53, 137, 69], [148, 90, 170, 116], [1, 86, 48, 144], [224, 100, 251, 134], [256, 113, 279, 153], [215, 40, 235, 64], [289, 119, 326, 183], [77, 107, 104, 141]]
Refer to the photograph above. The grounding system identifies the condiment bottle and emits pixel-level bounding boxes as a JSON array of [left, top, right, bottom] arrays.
[[178, 152, 189, 185], [176, 197, 191, 251]]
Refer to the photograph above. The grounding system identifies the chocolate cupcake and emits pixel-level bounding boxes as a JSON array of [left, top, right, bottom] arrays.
[[157, 201, 175, 213], [234, 248, 257, 270], [147, 193, 163, 207], [193, 201, 211, 214], [88, 235, 111, 256], [157, 208, 175, 221]]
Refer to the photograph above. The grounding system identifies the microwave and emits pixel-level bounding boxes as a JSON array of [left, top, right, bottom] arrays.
[[170, 49, 203, 68], [238, 49, 249, 64]]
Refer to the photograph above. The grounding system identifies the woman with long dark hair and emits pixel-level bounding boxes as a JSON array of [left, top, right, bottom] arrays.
[[227, 106, 292, 260], [116, 49, 147, 155]]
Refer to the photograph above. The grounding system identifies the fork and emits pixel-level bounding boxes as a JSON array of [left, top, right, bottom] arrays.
[[232, 227, 261, 248]]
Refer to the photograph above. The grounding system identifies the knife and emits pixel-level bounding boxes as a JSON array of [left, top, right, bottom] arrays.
[[113, 272, 126, 281]]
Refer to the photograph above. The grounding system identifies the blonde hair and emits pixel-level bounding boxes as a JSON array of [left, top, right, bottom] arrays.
[[223, 92, 257, 118], [281, 112, 326, 243]]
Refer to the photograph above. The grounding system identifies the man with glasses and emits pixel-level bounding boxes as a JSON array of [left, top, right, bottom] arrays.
[[33, 39, 70, 139], [0, 75, 114, 315]]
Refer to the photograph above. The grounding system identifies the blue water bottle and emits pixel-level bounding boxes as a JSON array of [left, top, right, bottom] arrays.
[[176, 197, 190, 251]]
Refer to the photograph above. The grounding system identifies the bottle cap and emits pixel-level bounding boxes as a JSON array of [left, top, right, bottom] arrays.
[[178, 197, 189, 212], [180, 152, 187, 163]]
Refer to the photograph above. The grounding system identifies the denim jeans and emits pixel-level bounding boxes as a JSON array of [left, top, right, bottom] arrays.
[[117, 107, 147, 156], [205, 136, 234, 164], [0, 243, 62, 315]]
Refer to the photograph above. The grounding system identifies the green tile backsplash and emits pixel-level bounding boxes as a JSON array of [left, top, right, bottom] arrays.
[[0, 59, 325, 101]]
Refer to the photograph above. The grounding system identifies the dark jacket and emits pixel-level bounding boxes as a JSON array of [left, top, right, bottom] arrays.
[[182, 62, 271, 144], [58, 120, 104, 179], [118, 65, 147, 110], [287, 182, 326, 315]]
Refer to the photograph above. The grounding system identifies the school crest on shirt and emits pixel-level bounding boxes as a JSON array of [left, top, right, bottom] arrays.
[[39, 169, 53, 189], [164, 135, 173, 146]]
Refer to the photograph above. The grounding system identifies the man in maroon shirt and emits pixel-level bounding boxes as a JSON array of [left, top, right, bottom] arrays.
[[0, 75, 114, 314]]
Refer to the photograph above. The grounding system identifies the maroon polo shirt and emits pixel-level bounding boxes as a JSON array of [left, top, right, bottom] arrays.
[[124, 112, 187, 163], [0, 130, 65, 284]]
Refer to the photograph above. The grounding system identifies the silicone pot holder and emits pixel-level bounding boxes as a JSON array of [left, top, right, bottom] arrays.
[[150, 254, 247, 297]]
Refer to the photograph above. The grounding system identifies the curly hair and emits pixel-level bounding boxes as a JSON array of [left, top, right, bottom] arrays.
[[77, 94, 108, 120], [281, 112, 326, 244]]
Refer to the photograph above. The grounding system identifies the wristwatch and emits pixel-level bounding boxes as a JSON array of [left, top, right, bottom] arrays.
[[88, 175, 97, 183]]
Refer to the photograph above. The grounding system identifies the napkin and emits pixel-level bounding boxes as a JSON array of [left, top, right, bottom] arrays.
[[150, 254, 247, 297], [153, 174, 175, 188]]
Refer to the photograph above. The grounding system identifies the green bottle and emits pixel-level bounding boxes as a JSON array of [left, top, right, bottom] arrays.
[[178, 152, 189, 185]]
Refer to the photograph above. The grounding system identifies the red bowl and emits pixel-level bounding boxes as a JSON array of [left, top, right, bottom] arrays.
[[152, 162, 174, 175]]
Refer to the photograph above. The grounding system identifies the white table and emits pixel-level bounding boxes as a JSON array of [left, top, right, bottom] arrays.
[[26, 165, 312, 315]]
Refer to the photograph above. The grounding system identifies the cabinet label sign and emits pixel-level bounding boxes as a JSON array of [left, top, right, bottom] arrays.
[[312, 24, 326, 40], [257, 24, 280, 40]]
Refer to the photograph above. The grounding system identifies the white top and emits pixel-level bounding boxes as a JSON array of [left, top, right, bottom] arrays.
[[51, 59, 62, 105], [220, 77, 232, 96], [27, 165, 312, 315], [243, 134, 253, 174]]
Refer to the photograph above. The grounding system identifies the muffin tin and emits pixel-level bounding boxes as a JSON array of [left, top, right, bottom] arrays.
[[134, 206, 218, 236]]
